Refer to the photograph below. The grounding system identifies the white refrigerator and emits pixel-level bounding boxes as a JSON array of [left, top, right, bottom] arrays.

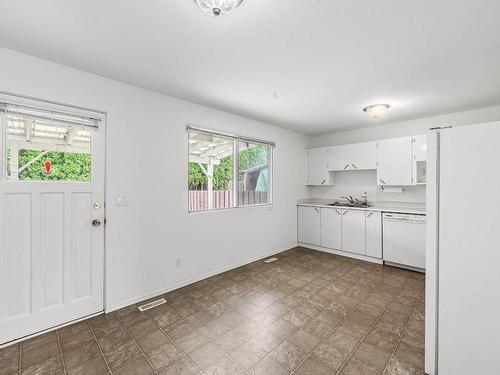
[[426, 121, 500, 375]]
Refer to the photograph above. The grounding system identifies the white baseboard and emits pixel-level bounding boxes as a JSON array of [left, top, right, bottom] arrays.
[[105, 243, 298, 313], [298, 242, 383, 265]]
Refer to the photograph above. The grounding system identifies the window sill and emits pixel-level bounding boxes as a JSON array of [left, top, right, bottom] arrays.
[[188, 202, 274, 215]]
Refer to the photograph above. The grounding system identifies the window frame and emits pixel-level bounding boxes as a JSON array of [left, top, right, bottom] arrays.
[[1, 100, 102, 184], [187, 126, 274, 213]]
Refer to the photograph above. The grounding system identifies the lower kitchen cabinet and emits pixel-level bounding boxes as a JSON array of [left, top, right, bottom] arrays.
[[297, 206, 321, 246], [297, 205, 383, 261], [320, 208, 342, 249], [365, 211, 382, 258], [341, 209, 366, 255]]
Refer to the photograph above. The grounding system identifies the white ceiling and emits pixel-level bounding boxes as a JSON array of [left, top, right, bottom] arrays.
[[1, 0, 500, 135]]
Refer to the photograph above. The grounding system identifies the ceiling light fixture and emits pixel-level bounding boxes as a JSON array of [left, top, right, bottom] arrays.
[[363, 104, 390, 118], [194, 0, 243, 17]]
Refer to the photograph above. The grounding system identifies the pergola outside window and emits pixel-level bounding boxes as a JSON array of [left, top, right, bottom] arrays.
[[187, 127, 273, 212]]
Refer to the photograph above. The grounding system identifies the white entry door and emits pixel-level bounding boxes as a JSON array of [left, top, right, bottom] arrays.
[[0, 99, 105, 345]]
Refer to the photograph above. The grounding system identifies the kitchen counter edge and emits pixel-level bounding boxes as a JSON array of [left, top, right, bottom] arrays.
[[297, 202, 426, 215]]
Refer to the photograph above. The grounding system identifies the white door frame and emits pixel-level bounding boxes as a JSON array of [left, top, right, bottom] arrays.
[[0, 91, 107, 347]]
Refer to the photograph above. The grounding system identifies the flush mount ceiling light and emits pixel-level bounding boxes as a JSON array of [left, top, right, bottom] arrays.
[[363, 104, 390, 118], [194, 0, 243, 16]]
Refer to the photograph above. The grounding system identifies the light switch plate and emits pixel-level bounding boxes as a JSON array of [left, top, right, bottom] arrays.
[[116, 196, 129, 207]]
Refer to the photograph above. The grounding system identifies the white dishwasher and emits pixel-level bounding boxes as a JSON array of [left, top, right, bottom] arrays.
[[383, 213, 426, 271]]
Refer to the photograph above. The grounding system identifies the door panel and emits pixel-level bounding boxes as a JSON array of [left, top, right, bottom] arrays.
[[72, 192, 93, 299], [351, 142, 377, 170], [365, 211, 382, 258], [306, 148, 329, 185], [437, 123, 500, 375], [320, 208, 342, 249], [377, 137, 413, 185], [4, 194, 32, 319], [40, 193, 64, 309], [330, 145, 351, 171], [0, 101, 105, 345], [341, 209, 366, 255], [298, 206, 320, 246]]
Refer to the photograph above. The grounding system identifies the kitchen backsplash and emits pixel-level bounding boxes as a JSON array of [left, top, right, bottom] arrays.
[[307, 170, 426, 203]]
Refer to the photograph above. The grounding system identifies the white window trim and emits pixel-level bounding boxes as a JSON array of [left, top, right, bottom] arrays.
[[187, 126, 274, 213]]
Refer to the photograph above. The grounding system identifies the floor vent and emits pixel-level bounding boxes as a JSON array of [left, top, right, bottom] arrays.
[[138, 298, 167, 312], [264, 257, 278, 264]]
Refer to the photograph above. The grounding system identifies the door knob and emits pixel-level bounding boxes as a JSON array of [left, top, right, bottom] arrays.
[[92, 219, 102, 227]]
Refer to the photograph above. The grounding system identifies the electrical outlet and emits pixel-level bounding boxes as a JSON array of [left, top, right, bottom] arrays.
[[176, 258, 182, 268]]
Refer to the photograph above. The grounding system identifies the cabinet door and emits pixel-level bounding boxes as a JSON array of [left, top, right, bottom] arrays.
[[365, 211, 382, 258], [351, 142, 377, 170], [341, 209, 366, 255], [413, 135, 427, 185], [298, 206, 321, 246], [320, 208, 342, 249], [330, 145, 351, 171], [306, 148, 329, 185], [413, 135, 427, 161], [377, 137, 413, 185]]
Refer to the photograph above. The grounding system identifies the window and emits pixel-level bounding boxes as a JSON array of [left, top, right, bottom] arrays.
[[188, 127, 273, 212], [2, 104, 96, 182]]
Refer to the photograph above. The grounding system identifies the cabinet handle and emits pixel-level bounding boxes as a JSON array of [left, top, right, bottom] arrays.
[[314, 208, 320, 213], [367, 212, 374, 218], [335, 209, 341, 215], [344, 164, 349, 170], [379, 178, 387, 185], [342, 211, 348, 215], [352, 164, 358, 169], [321, 179, 326, 185]]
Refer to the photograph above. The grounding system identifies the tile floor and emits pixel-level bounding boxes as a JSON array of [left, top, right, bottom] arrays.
[[0, 247, 425, 375]]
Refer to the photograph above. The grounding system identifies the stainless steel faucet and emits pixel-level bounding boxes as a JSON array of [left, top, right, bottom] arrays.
[[341, 196, 355, 204]]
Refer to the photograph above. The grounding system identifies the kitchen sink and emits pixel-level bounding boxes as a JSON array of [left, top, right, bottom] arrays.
[[327, 202, 371, 208]]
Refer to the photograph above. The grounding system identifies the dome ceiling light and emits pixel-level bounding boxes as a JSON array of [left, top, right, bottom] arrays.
[[194, 0, 244, 17], [363, 104, 390, 118]]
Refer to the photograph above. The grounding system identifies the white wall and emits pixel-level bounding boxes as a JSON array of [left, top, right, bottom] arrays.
[[0, 48, 308, 311], [306, 105, 500, 203]]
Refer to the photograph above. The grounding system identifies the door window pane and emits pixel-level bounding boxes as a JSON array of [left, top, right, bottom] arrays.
[[4, 115, 92, 182], [238, 142, 270, 206], [188, 131, 234, 212]]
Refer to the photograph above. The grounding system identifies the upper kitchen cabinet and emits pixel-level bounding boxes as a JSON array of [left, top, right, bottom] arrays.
[[329, 141, 377, 171], [351, 141, 377, 170], [377, 136, 413, 185], [413, 135, 427, 185], [330, 144, 351, 171], [306, 147, 333, 185]]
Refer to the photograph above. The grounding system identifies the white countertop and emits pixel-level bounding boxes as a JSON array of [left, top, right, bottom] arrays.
[[297, 199, 426, 215]]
